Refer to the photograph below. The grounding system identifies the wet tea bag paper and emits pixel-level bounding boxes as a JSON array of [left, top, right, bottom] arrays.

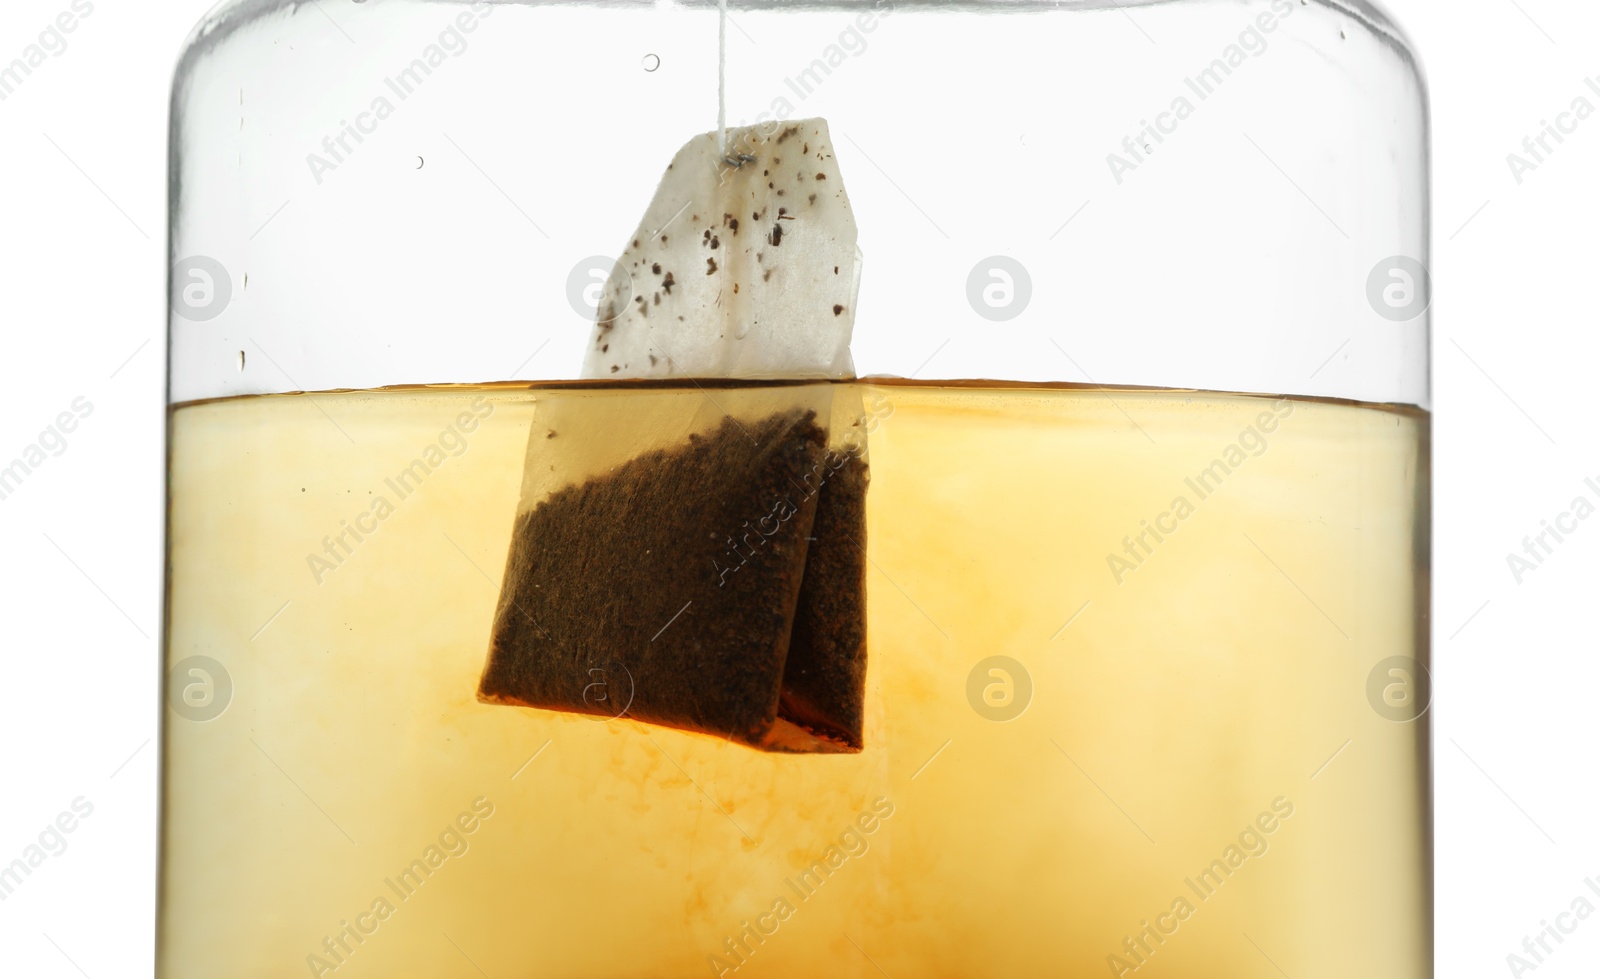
[[480, 120, 868, 753], [583, 119, 861, 380]]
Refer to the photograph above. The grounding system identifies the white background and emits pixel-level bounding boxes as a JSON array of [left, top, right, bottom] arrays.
[[0, 0, 1595, 976]]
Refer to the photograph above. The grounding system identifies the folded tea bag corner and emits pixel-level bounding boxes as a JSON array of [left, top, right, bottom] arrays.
[[582, 118, 861, 381]]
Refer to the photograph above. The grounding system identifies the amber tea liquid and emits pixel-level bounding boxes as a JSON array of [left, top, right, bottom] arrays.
[[159, 380, 1429, 978]]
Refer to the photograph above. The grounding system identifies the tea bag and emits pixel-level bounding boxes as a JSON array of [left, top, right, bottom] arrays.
[[480, 120, 868, 752]]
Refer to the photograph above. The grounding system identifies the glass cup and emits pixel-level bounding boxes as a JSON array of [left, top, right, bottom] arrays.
[[161, 1, 1430, 976]]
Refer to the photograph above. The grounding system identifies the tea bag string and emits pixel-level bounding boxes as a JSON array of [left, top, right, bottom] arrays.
[[717, 0, 728, 159]]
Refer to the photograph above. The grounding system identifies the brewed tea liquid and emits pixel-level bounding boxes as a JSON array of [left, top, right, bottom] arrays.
[[159, 381, 1429, 978]]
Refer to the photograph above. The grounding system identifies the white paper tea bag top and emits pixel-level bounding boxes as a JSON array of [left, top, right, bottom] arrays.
[[582, 119, 861, 380]]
